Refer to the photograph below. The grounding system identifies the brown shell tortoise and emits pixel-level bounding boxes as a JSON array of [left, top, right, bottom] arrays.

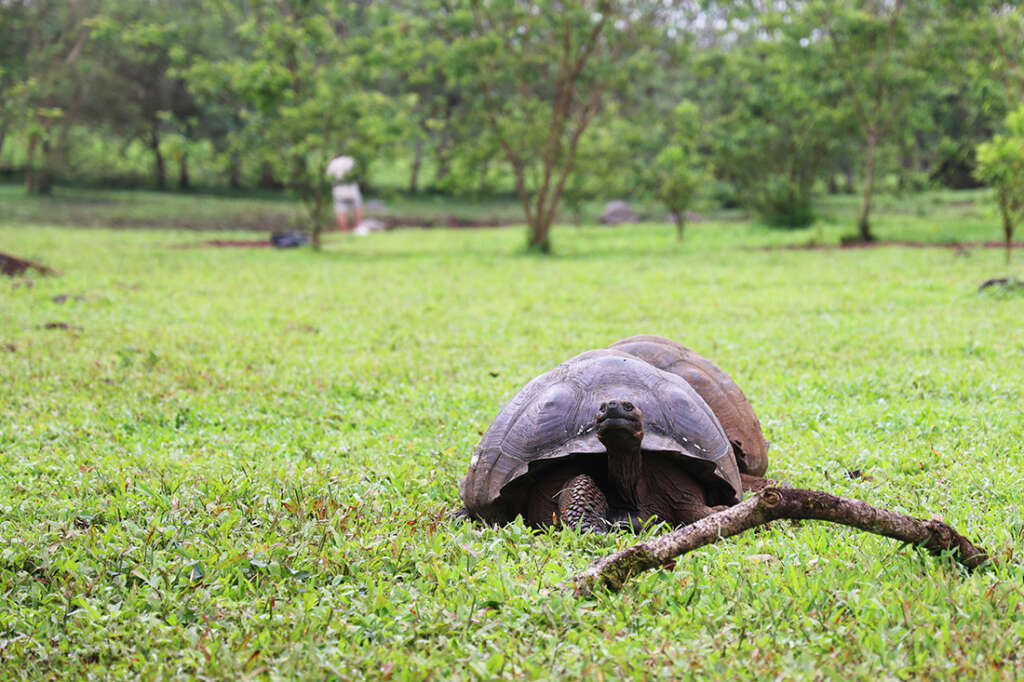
[[455, 336, 770, 533]]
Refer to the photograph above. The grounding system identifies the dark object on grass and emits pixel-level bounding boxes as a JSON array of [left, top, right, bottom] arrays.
[[570, 487, 992, 595], [978, 277, 1024, 292], [270, 231, 310, 248], [38, 322, 82, 331], [456, 349, 743, 532], [609, 335, 769, 477], [1, 252, 55, 277]]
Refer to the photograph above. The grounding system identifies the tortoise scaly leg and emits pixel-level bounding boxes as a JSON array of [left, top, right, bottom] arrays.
[[558, 474, 610, 533]]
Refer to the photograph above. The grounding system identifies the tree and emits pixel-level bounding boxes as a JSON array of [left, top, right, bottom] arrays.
[[787, 1, 975, 241], [652, 101, 707, 240], [693, 33, 842, 228], [975, 106, 1024, 265], [4, 0, 100, 194], [187, 0, 403, 249], [432, 0, 681, 253], [86, 1, 203, 189]]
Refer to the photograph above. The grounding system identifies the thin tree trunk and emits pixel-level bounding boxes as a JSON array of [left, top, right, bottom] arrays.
[[149, 124, 165, 189], [998, 188, 1014, 266], [857, 131, 879, 242], [37, 138, 54, 195], [569, 487, 991, 596], [409, 137, 423, 194], [672, 211, 685, 241], [843, 162, 855, 194], [227, 152, 241, 189], [259, 162, 280, 190], [0, 120, 8, 163], [178, 152, 190, 190], [25, 134, 39, 193]]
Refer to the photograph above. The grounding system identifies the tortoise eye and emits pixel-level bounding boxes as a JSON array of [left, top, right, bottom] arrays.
[[623, 402, 634, 411], [598, 402, 607, 411]]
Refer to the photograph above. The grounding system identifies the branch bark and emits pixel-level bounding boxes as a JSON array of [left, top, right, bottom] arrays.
[[1, 252, 56, 277], [569, 487, 991, 597]]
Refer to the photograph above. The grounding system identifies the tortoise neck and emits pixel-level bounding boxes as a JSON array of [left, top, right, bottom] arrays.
[[601, 428, 644, 507]]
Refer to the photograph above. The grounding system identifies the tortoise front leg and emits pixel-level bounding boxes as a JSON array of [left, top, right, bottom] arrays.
[[557, 474, 611, 533]]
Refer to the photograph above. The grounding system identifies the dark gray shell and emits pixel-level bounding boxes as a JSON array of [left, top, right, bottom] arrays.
[[459, 349, 742, 523], [608, 335, 769, 476]]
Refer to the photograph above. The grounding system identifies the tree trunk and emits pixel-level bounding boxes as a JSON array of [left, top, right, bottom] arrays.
[[857, 131, 879, 242], [843, 163, 855, 194], [36, 138, 54, 195], [998, 188, 1014, 266], [569, 487, 991, 596], [149, 124, 165, 189], [435, 147, 451, 183], [0, 120, 8, 163], [228, 152, 241, 190], [258, 162, 280, 190], [671, 211, 685, 241], [178, 152, 191, 190], [527, 216, 552, 253], [25, 134, 39, 193], [409, 137, 423, 194]]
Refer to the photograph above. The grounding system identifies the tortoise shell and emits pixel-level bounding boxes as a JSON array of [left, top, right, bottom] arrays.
[[459, 349, 742, 523], [608, 335, 769, 476]]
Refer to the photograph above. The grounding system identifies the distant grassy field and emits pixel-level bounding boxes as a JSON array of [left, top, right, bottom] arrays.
[[2, 188, 1023, 678]]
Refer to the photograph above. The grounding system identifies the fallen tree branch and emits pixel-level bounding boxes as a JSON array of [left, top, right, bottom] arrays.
[[569, 487, 991, 596], [0, 252, 56, 277]]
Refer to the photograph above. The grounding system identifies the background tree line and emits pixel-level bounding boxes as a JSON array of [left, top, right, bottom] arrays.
[[1, 0, 1022, 251]]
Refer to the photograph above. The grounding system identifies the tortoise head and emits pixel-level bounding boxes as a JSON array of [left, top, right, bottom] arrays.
[[595, 399, 643, 442]]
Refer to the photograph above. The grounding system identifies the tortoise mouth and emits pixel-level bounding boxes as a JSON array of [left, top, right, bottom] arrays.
[[595, 400, 643, 436], [596, 416, 642, 437]]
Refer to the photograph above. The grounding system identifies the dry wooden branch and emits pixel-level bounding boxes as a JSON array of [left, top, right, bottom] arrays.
[[0, 252, 56, 277], [569, 487, 991, 597]]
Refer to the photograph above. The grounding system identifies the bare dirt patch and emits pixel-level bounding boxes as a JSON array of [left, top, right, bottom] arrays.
[[755, 240, 1024, 252]]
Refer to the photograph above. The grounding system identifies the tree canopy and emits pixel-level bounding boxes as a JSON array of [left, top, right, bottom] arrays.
[[0, 0, 1020, 250]]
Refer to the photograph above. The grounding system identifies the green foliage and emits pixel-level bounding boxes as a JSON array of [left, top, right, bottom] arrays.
[[755, 177, 817, 229], [185, 0, 406, 247], [694, 29, 838, 229], [1, 191, 1023, 677], [0, 0, 1020, 243], [976, 106, 1024, 264], [423, 0, 680, 252], [651, 101, 708, 239]]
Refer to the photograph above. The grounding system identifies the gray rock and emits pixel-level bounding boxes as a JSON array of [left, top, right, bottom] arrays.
[[600, 200, 639, 225]]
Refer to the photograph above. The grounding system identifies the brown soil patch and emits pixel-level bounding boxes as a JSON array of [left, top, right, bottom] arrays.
[[377, 215, 519, 229], [756, 240, 1024, 252]]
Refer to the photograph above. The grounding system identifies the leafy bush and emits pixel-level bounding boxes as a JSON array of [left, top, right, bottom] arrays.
[[975, 106, 1024, 264], [754, 177, 815, 228]]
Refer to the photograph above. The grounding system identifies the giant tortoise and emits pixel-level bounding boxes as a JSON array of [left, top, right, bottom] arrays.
[[457, 349, 743, 532]]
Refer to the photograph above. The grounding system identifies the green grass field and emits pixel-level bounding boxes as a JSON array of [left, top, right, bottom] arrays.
[[2, 187, 1024, 678]]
